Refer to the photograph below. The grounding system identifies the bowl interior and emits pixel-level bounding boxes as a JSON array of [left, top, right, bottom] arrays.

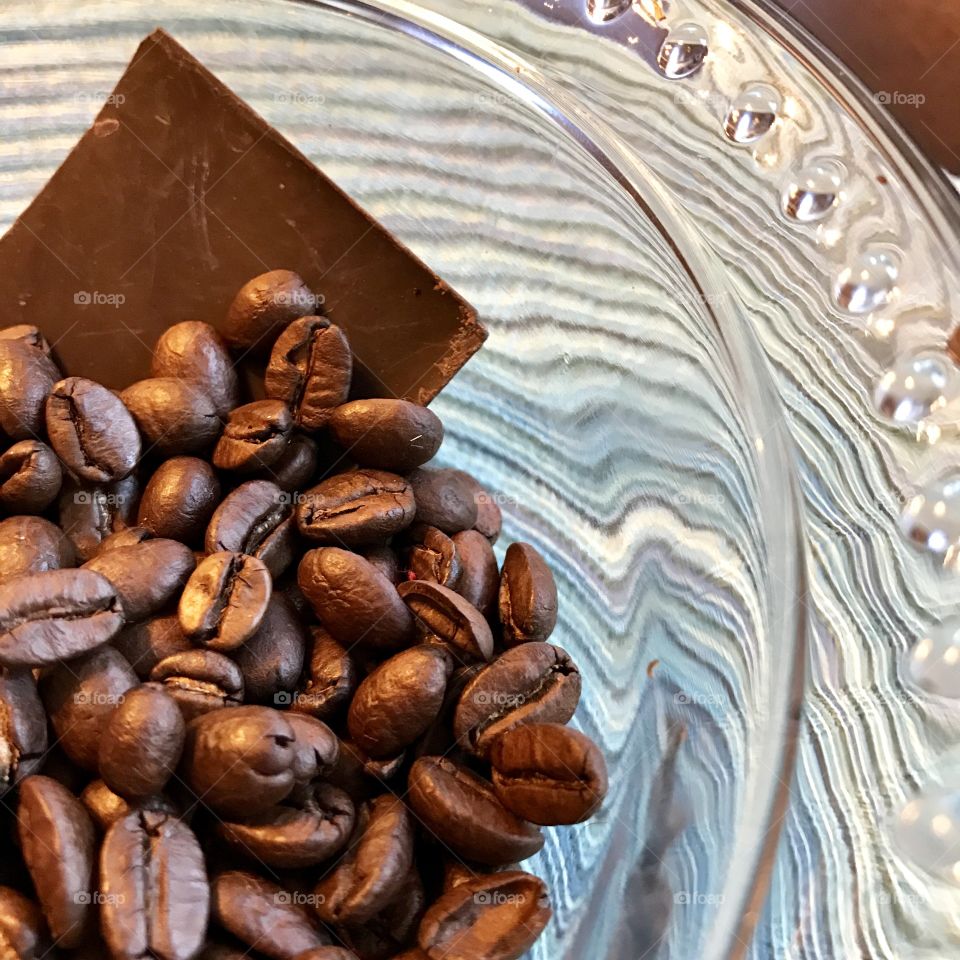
[[0, 2, 805, 957]]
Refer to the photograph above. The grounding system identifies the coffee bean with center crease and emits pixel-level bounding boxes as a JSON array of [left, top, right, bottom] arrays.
[[40, 646, 138, 771], [100, 810, 209, 960], [0, 516, 75, 585], [0, 440, 62, 513], [99, 686, 185, 800], [404, 524, 461, 589], [270, 432, 320, 492], [296, 469, 416, 546], [45, 377, 141, 483], [298, 547, 414, 651], [348, 645, 453, 758], [138, 456, 221, 545], [417, 871, 551, 960], [212, 870, 330, 960], [112, 612, 193, 679], [265, 316, 352, 429], [223, 269, 320, 351], [217, 781, 355, 868], [152, 321, 240, 417], [453, 643, 581, 759], [489, 723, 608, 825], [0, 885, 51, 959], [232, 592, 306, 704], [291, 627, 358, 721], [0, 668, 47, 796], [499, 542, 558, 646], [407, 468, 478, 534], [17, 775, 96, 948], [399, 580, 494, 663], [328, 399, 443, 472], [452, 529, 499, 620], [213, 399, 293, 473], [83, 538, 195, 623], [314, 794, 414, 924], [181, 706, 297, 818], [178, 552, 272, 652], [58, 473, 139, 561], [121, 378, 221, 457], [149, 650, 244, 722], [408, 757, 543, 866], [205, 479, 297, 578], [80, 779, 179, 832], [0, 340, 58, 440], [0, 568, 123, 668]]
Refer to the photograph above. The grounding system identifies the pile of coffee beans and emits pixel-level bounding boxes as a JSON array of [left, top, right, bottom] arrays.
[[0, 270, 607, 960]]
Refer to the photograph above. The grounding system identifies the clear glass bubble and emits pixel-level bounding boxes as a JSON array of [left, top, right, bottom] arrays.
[[833, 248, 899, 315], [900, 471, 960, 565], [874, 350, 960, 426], [904, 620, 960, 700], [585, 0, 633, 24], [657, 22, 709, 79], [724, 84, 780, 144], [781, 160, 844, 222]]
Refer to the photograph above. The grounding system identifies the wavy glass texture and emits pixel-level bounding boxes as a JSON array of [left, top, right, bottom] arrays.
[[0, 2, 811, 959]]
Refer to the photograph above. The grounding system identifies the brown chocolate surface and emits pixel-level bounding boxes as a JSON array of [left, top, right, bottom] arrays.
[[0, 29, 485, 402]]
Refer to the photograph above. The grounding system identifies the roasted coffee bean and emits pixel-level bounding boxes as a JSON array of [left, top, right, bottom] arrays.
[[407, 468, 478, 535], [138, 456, 221, 545], [205, 479, 297, 578], [0, 323, 50, 354], [270, 432, 319, 492], [0, 515, 74, 584], [452, 529, 499, 619], [152, 320, 240, 417], [80, 779, 179, 832], [498, 543, 558, 646], [100, 810, 209, 960], [0, 668, 47, 796], [0, 340, 58, 440], [92, 525, 153, 556], [328, 399, 443, 472], [150, 650, 244, 722], [41, 646, 137, 771], [292, 628, 358, 720], [408, 757, 543, 866], [182, 706, 297, 817], [0, 568, 123, 668], [417, 871, 551, 960], [99, 685, 185, 799], [453, 643, 581, 759], [58, 473, 139, 561], [17, 775, 96, 948], [265, 316, 352, 429], [298, 548, 413, 651], [121, 377, 221, 457], [399, 580, 494, 663], [112, 612, 193, 679], [83, 538, 195, 623], [347, 645, 453, 758], [46, 377, 140, 482], [314, 794, 414, 924], [296, 469, 416, 546], [212, 870, 330, 960], [217, 781, 354, 868], [213, 399, 293, 473], [446, 470, 502, 543], [179, 551, 272, 651], [233, 593, 306, 703], [362, 545, 400, 584], [404, 524, 461, 589], [0, 884, 51, 959], [489, 723, 607, 825], [223, 270, 319, 351], [0, 440, 62, 513]]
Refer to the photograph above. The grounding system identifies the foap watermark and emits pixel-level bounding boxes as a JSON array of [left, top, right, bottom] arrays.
[[475, 92, 511, 107], [474, 890, 527, 907], [473, 691, 527, 709], [674, 892, 725, 906], [274, 91, 327, 107], [74, 91, 126, 106], [875, 91, 926, 108], [73, 691, 126, 707], [673, 491, 726, 507], [74, 491, 128, 507], [74, 891, 125, 905], [273, 891, 325, 906], [74, 290, 125, 308], [673, 88, 727, 110], [273, 690, 326, 709], [674, 692, 725, 707], [877, 892, 927, 907]]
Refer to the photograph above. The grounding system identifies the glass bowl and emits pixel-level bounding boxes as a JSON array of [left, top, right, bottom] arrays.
[[0, 2, 806, 958]]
